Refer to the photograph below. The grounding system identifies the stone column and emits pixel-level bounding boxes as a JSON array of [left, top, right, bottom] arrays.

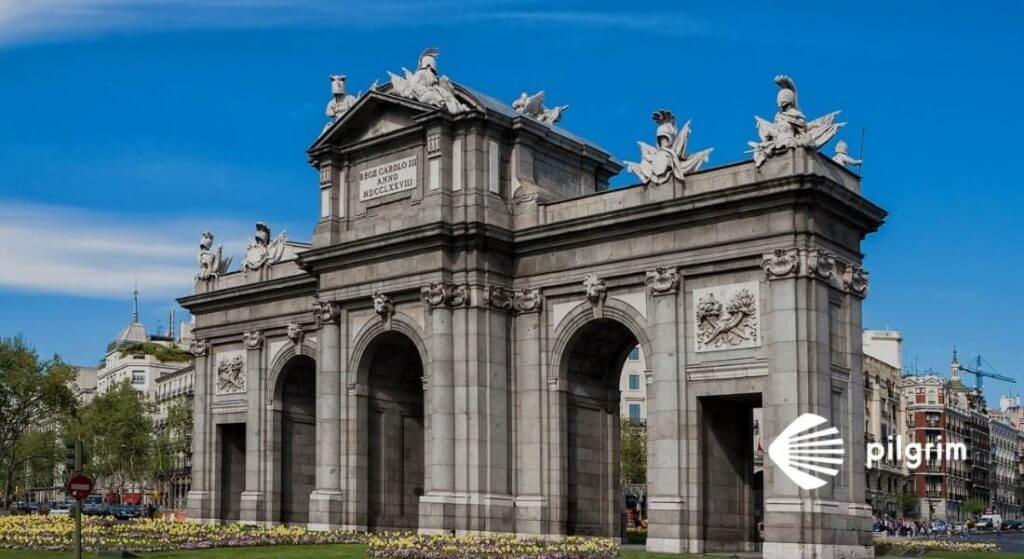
[[310, 301, 345, 529], [419, 282, 458, 533], [761, 248, 873, 559], [514, 287, 547, 535], [240, 329, 266, 524], [642, 267, 690, 553], [456, 286, 516, 532], [185, 339, 212, 522]]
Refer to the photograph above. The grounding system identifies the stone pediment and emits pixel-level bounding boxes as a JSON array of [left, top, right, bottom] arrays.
[[312, 91, 439, 151]]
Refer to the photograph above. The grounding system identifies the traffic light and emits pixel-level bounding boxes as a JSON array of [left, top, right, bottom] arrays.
[[64, 441, 77, 474], [64, 440, 85, 475]]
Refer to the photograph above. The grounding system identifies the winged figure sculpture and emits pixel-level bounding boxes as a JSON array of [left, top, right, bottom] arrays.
[[512, 90, 569, 124]]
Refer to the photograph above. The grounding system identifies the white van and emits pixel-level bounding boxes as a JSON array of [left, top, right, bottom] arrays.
[[979, 514, 1003, 530]]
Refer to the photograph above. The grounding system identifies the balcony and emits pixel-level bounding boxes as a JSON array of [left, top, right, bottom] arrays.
[[926, 490, 943, 498]]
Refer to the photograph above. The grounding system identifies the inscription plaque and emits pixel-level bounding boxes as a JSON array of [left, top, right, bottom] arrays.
[[359, 155, 418, 201]]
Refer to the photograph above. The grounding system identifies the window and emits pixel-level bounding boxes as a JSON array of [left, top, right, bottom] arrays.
[[628, 404, 641, 420], [628, 374, 640, 390], [627, 346, 640, 361], [132, 370, 146, 385]]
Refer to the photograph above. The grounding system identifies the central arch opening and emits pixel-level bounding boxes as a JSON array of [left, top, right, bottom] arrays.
[[362, 331, 425, 530], [276, 354, 316, 525], [562, 318, 640, 538]]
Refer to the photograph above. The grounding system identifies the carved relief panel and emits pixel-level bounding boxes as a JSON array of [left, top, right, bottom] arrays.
[[215, 350, 247, 395], [692, 281, 761, 353]]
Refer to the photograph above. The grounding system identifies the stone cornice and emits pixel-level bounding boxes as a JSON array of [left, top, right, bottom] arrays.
[[514, 177, 886, 257], [297, 222, 514, 274], [177, 274, 316, 315]]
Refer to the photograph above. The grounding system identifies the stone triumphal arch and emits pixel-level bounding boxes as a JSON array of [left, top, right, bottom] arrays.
[[179, 51, 885, 558]]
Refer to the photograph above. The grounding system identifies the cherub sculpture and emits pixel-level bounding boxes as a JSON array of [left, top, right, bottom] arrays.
[[196, 231, 232, 281], [831, 139, 863, 168], [388, 48, 468, 114], [748, 75, 844, 167], [626, 110, 712, 185], [512, 91, 569, 125], [242, 222, 287, 276], [323, 75, 359, 131]]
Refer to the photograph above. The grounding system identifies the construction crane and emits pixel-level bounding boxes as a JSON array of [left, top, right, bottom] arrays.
[[953, 352, 1017, 391]]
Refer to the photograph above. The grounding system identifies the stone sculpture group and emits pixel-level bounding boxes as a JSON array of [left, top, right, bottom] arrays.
[[201, 49, 868, 282]]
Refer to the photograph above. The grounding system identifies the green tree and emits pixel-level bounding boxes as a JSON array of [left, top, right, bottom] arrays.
[[149, 398, 193, 483], [0, 336, 77, 505], [620, 419, 647, 485], [74, 381, 154, 494], [964, 497, 988, 517], [118, 342, 191, 363], [896, 492, 919, 518]]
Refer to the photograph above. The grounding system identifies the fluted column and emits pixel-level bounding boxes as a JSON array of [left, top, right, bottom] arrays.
[[309, 301, 345, 529]]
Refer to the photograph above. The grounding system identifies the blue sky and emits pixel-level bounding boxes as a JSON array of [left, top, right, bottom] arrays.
[[0, 1, 1022, 401]]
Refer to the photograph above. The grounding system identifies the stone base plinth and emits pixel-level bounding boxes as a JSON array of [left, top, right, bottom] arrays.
[[185, 490, 212, 522], [646, 497, 690, 553], [308, 490, 346, 530], [419, 492, 516, 534], [763, 542, 874, 559], [763, 498, 874, 559], [239, 491, 266, 524]]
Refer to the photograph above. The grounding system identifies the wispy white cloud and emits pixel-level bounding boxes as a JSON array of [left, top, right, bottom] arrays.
[[0, 200, 249, 298], [0, 0, 708, 47]]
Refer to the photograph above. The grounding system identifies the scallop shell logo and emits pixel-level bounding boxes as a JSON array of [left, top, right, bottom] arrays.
[[767, 413, 844, 490]]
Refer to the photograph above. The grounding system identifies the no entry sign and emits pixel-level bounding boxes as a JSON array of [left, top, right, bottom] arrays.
[[66, 475, 93, 500]]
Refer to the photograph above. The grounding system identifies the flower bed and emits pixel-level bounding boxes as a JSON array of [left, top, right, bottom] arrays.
[[875, 536, 998, 555], [0, 516, 366, 552], [366, 533, 617, 559]]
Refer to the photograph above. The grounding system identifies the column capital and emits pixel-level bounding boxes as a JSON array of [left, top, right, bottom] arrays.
[[420, 282, 467, 308], [762, 247, 800, 280], [483, 285, 513, 312], [242, 328, 263, 349], [189, 338, 209, 357], [842, 263, 869, 298], [645, 266, 680, 295], [512, 288, 543, 314], [314, 300, 342, 324]]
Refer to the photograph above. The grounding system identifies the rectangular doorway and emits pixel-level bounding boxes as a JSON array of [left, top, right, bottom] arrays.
[[699, 393, 763, 553], [218, 423, 246, 522]]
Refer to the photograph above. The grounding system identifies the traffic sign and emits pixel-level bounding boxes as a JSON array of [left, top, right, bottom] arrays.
[[66, 474, 93, 500]]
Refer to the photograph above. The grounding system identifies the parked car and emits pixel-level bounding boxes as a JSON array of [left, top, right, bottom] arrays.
[[49, 503, 73, 517], [931, 519, 948, 532], [1007, 519, 1023, 530], [82, 495, 108, 516], [110, 504, 141, 520]]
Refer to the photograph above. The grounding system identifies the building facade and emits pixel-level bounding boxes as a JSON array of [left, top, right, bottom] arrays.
[[178, 50, 885, 557], [863, 353, 910, 517], [153, 364, 196, 511], [618, 347, 647, 424], [987, 411, 1020, 519], [901, 374, 970, 520]]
